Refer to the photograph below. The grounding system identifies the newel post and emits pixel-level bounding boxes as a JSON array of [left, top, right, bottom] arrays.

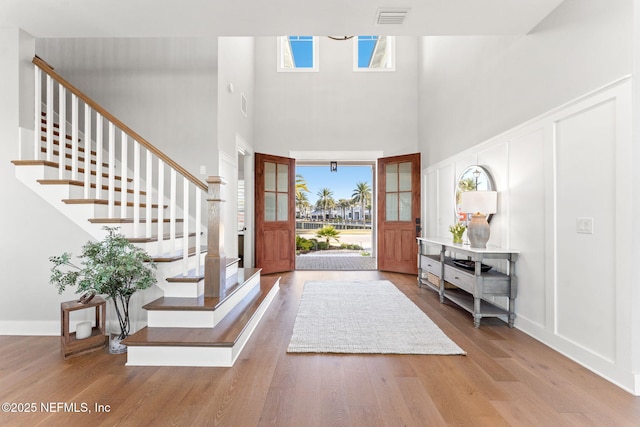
[[204, 176, 227, 298]]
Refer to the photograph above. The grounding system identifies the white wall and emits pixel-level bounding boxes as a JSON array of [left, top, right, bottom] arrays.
[[217, 37, 256, 261], [0, 29, 96, 334], [253, 36, 419, 157], [36, 38, 219, 180], [418, 0, 634, 166], [425, 78, 637, 394], [419, 0, 639, 395]]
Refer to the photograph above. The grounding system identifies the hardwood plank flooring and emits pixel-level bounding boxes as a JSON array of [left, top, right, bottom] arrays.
[[1, 270, 639, 426]]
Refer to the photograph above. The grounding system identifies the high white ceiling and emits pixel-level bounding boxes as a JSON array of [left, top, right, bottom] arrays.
[[0, 0, 566, 38]]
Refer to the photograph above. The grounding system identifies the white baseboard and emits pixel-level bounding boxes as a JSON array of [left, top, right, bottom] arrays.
[[0, 320, 59, 336]]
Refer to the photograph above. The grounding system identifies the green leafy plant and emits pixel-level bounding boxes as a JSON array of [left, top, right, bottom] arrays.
[[316, 225, 341, 246], [296, 235, 314, 252], [49, 227, 157, 343]]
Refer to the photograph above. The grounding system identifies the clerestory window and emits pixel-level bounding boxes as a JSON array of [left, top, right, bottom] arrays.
[[277, 36, 319, 72], [354, 36, 395, 71]]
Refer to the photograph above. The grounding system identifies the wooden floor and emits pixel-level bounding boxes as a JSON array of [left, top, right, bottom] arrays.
[[1, 270, 639, 426]]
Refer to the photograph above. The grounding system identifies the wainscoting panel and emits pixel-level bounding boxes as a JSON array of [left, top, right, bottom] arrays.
[[555, 99, 617, 363]]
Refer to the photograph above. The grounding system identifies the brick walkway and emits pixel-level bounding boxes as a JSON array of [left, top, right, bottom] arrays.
[[295, 251, 376, 271]]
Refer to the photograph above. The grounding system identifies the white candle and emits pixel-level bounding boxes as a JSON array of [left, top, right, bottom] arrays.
[[75, 321, 92, 340]]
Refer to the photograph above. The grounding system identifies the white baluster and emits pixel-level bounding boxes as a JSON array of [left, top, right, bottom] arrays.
[[83, 105, 91, 199], [133, 141, 140, 237], [33, 65, 41, 161], [120, 130, 128, 219], [146, 151, 153, 238], [182, 178, 190, 275], [71, 94, 78, 181], [45, 75, 53, 162], [195, 188, 202, 277], [57, 86, 66, 179], [170, 169, 177, 256], [95, 114, 103, 199], [107, 123, 115, 218], [157, 160, 165, 255]]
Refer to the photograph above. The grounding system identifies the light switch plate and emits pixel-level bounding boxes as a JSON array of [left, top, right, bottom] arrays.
[[576, 217, 593, 234]]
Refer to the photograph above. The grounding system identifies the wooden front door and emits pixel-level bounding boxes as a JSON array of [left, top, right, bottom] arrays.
[[377, 153, 421, 274], [255, 153, 295, 274]]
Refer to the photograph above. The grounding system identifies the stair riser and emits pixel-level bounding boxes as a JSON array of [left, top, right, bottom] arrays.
[[147, 311, 214, 328], [126, 346, 236, 367], [157, 281, 203, 298]]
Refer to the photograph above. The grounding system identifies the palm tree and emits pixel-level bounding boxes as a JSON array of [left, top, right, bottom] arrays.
[[337, 199, 351, 222], [296, 192, 310, 219], [316, 188, 334, 222], [316, 225, 341, 246], [295, 174, 310, 201], [352, 181, 371, 224]]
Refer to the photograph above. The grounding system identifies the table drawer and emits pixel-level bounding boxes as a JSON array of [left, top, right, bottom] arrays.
[[421, 255, 441, 275], [444, 265, 475, 293]]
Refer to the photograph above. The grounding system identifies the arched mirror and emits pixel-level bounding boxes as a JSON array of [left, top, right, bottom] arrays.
[[455, 165, 495, 222]]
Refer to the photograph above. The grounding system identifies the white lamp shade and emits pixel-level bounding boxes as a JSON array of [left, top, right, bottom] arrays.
[[460, 191, 497, 215]]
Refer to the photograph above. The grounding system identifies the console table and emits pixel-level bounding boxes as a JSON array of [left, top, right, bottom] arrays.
[[417, 237, 519, 328]]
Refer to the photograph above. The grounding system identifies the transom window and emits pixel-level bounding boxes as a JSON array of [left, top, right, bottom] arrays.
[[354, 36, 396, 71], [277, 36, 319, 72]]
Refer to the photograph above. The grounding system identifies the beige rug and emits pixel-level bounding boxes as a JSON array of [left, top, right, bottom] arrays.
[[287, 280, 465, 355]]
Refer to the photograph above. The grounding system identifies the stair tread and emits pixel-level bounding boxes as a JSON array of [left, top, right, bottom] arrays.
[[148, 268, 260, 306], [37, 179, 148, 195], [40, 147, 108, 168], [62, 198, 166, 209], [89, 218, 184, 224], [11, 159, 133, 182], [128, 232, 197, 243], [123, 276, 279, 347], [40, 138, 95, 155]]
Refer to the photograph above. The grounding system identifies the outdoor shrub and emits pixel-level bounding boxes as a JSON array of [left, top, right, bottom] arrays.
[[296, 235, 313, 252]]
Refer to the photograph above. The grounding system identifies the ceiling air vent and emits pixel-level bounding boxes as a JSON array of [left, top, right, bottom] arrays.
[[376, 8, 410, 25]]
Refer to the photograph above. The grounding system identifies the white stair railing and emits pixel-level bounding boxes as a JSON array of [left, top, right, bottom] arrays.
[[32, 57, 206, 278]]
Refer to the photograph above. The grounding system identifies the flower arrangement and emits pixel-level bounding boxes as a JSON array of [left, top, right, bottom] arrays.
[[449, 223, 466, 243]]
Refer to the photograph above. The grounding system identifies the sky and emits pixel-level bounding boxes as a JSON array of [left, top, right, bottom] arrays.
[[296, 165, 373, 203], [289, 36, 376, 68]]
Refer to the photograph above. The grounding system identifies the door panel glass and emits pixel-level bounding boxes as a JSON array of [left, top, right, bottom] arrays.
[[265, 162, 276, 191], [277, 164, 288, 192], [386, 163, 398, 192], [265, 192, 276, 221], [277, 193, 288, 221], [386, 193, 398, 221], [399, 162, 411, 191], [399, 192, 411, 221]]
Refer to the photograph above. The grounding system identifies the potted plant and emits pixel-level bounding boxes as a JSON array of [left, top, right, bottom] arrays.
[[449, 222, 466, 244], [49, 226, 156, 354]]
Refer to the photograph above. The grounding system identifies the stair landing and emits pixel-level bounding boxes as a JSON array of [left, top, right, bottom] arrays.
[[123, 275, 280, 367]]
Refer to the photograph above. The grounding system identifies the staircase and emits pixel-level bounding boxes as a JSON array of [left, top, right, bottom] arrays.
[[12, 56, 279, 367]]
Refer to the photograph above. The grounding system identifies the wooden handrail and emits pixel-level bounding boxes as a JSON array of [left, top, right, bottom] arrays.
[[33, 56, 208, 192]]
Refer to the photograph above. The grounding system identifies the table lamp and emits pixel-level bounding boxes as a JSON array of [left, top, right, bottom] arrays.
[[460, 190, 497, 248]]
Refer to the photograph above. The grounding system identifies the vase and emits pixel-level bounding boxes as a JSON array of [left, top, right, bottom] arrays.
[[109, 325, 127, 354], [107, 297, 130, 354], [452, 234, 463, 244]]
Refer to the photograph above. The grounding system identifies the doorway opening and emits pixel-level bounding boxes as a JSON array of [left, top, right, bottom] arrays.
[[294, 162, 376, 271]]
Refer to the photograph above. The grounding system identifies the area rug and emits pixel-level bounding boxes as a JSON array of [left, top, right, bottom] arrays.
[[287, 280, 465, 355]]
